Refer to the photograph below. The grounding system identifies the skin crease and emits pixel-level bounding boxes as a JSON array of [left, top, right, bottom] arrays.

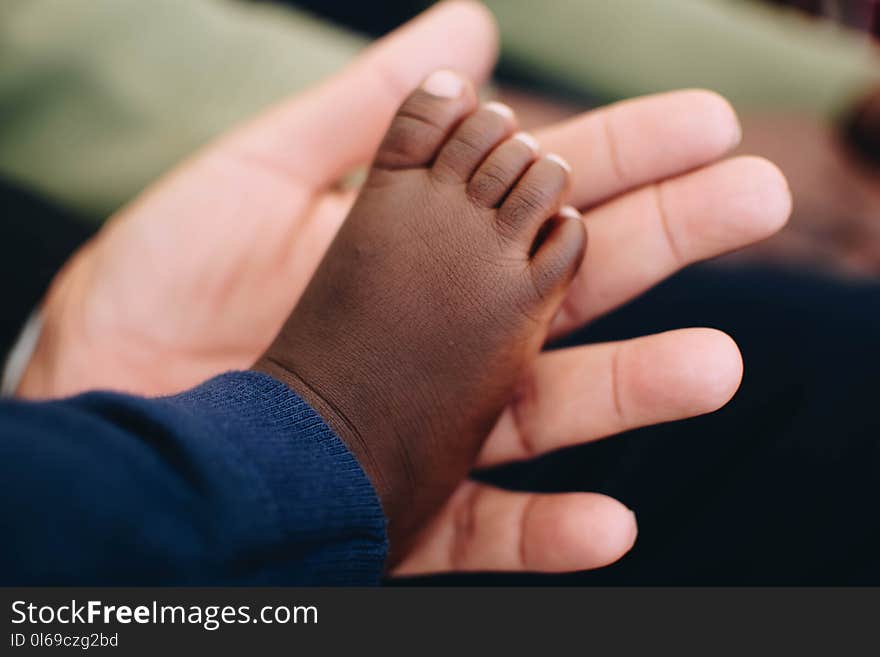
[[15, 3, 791, 576], [256, 77, 586, 562], [499, 84, 880, 278]]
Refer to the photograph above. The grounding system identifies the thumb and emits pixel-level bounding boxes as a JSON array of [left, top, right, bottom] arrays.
[[223, 1, 498, 187]]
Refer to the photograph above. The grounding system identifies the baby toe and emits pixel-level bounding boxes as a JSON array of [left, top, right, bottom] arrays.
[[432, 101, 518, 183], [467, 132, 539, 208], [497, 153, 571, 242], [529, 206, 587, 302]]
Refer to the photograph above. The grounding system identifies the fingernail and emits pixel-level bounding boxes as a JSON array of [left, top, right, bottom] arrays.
[[483, 101, 515, 119], [422, 69, 464, 98], [731, 118, 743, 148], [546, 153, 572, 172], [513, 131, 539, 152], [559, 205, 581, 220]]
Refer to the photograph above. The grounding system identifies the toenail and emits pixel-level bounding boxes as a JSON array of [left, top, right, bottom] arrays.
[[513, 132, 539, 152], [483, 101, 515, 119], [559, 205, 581, 220], [422, 70, 464, 98], [545, 153, 572, 172]]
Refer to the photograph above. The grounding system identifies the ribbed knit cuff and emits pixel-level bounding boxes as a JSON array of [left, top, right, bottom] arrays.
[[174, 371, 388, 584]]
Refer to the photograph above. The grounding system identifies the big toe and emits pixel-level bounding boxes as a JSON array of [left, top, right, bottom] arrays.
[[372, 70, 477, 172]]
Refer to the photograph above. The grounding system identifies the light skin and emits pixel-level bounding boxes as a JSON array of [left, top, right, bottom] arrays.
[[17, 1, 791, 576], [499, 86, 880, 278]]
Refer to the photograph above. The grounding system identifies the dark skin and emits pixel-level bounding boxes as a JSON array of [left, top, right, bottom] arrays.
[[255, 71, 586, 563]]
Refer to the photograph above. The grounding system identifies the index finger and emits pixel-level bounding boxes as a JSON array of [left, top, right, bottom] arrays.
[[535, 89, 742, 209]]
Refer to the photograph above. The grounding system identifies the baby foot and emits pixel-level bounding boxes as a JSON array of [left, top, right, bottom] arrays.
[[257, 70, 586, 562]]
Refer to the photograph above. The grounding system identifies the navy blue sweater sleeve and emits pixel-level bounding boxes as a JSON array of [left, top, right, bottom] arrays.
[[0, 371, 387, 585]]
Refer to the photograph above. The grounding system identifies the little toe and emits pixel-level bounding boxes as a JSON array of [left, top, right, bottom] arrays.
[[372, 70, 477, 172], [467, 132, 539, 208], [529, 206, 587, 302], [497, 153, 572, 241], [432, 101, 518, 183]]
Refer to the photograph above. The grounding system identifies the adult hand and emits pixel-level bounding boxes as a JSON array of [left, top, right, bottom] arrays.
[[18, 1, 791, 575], [18, 1, 497, 398]]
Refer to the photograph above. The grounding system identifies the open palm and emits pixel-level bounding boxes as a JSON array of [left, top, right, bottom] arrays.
[[20, 2, 791, 576]]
